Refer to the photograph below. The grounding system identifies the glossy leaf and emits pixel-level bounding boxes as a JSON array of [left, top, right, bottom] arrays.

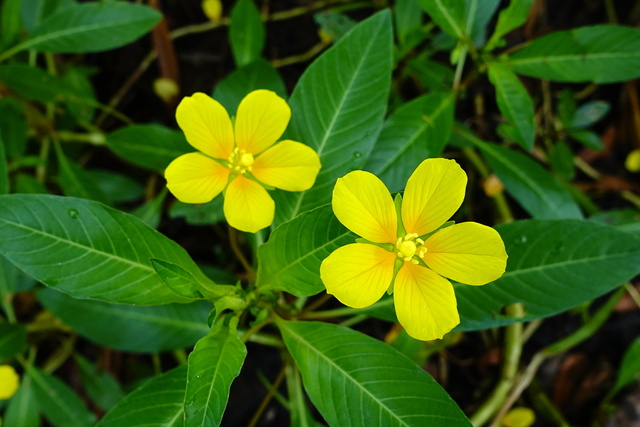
[[75, 354, 125, 411], [0, 194, 205, 305], [570, 100, 610, 129], [0, 322, 26, 359], [27, 365, 97, 427], [98, 366, 187, 427], [457, 130, 582, 219], [38, 288, 210, 352], [466, 0, 501, 46], [456, 219, 640, 330], [213, 59, 286, 115], [590, 209, 640, 235], [257, 205, 356, 296], [278, 320, 471, 426], [106, 124, 191, 172], [506, 25, 640, 83], [184, 319, 247, 427], [365, 92, 454, 192], [274, 11, 393, 224], [416, 0, 466, 39], [229, 0, 265, 67], [487, 63, 535, 151], [486, 0, 534, 49], [18, 2, 161, 54], [3, 375, 41, 427], [613, 337, 640, 394], [20, 0, 74, 32]]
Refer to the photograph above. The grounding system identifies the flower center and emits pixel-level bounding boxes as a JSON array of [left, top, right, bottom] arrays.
[[395, 233, 427, 264], [227, 147, 254, 174]]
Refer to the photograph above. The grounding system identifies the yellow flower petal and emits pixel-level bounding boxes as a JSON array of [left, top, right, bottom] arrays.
[[234, 90, 291, 155], [401, 158, 467, 236], [321, 243, 396, 308], [176, 93, 234, 159], [332, 171, 397, 244], [251, 140, 321, 191], [223, 175, 274, 232], [423, 222, 507, 286], [394, 263, 459, 341], [165, 153, 230, 204], [0, 365, 19, 400]]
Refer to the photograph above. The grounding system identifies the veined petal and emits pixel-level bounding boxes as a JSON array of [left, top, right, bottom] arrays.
[[402, 158, 467, 236], [252, 140, 321, 191], [423, 222, 508, 286], [223, 175, 274, 233], [176, 93, 234, 159], [235, 90, 291, 155], [165, 153, 230, 204], [394, 263, 459, 341], [332, 171, 397, 244], [320, 243, 396, 309]]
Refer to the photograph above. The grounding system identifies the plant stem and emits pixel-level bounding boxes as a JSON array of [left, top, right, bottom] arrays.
[[248, 360, 289, 427], [229, 226, 256, 281]]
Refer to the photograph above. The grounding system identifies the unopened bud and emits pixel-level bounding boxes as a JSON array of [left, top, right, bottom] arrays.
[[501, 407, 535, 427], [625, 149, 640, 173], [153, 78, 180, 104], [483, 174, 504, 197], [202, 0, 222, 22]]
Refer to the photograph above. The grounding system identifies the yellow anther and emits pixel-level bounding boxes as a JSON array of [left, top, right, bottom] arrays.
[[398, 240, 416, 259], [227, 147, 254, 174], [396, 233, 427, 262]]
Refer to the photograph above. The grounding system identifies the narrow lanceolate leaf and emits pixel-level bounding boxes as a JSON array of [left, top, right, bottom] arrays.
[[365, 92, 454, 192], [75, 354, 125, 411], [98, 366, 187, 427], [0, 135, 8, 194], [274, 11, 393, 224], [486, 0, 534, 49], [4, 375, 40, 427], [55, 142, 110, 204], [27, 365, 97, 427], [505, 25, 640, 83], [106, 124, 191, 172], [229, 0, 265, 67], [278, 320, 471, 426], [184, 319, 247, 427], [257, 205, 356, 297], [0, 194, 205, 305], [17, 2, 161, 54], [38, 288, 210, 353], [456, 219, 640, 330], [0, 322, 26, 359], [613, 338, 640, 394], [487, 63, 535, 151], [416, 0, 466, 39], [456, 129, 582, 219]]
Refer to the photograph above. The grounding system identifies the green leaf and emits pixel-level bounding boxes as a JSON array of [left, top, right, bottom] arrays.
[[466, 0, 501, 46], [567, 129, 603, 150], [184, 319, 247, 427], [0, 322, 26, 359], [405, 56, 454, 91], [14, 173, 48, 194], [548, 140, 575, 180], [213, 59, 286, 115], [0, 98, 28, 159], [486, 0, 534, 49], [98, 366, 187, 427], [457, 130, 582, 219], [19, 2, 161, 54], [75, 354, 125, 411], [394, 0, 424, 47], [277, 320, 471, 426], [0, 64, 75, 103], [0, 194, 204, 305], [131, 189, 167, 229], [274, 11, 393, 224], [0, 0, 22, 50], [570, 100, 610, 129], [590, 209, 640, 235], [151, 258, 218, 300], [4, 375, 41, 427], [365, 92, 454, 192], [38, 288, 210, 352], [314, 11, 356, 42], [27, 365, 97, 427], [506, 25, 640, 83], [613, 338, 640, 394], [55, 143, 110, 204], [229, 0, 265, 67], [416, 0, 466, 39], [169, 198, 224, 226], [456, 219, 640, 330], [0, 135, 8, 194], [90, 170, 145, 205], [20, 0, 74, 32], [106, 124, 191, 172], [257, 205, 355, 296], [487, 63, 535, 151]]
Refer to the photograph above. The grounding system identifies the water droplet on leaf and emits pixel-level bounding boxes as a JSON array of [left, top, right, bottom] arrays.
[[68, 209, 79, 219]]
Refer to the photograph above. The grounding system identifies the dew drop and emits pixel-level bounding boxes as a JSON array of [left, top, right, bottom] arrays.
[[352, 152, 362, 159], [68, 209, 79, 219], [515, 235, 527, 245]]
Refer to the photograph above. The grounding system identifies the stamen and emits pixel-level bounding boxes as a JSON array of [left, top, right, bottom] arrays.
[[227, 147, 255, 174], [395, 233, 427, 263]]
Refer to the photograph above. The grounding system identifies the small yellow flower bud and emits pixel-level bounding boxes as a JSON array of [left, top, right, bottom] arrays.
[[501, 407, 535, 427], [317, 29, 333, 44], [153, 78, 180, 104], [625, 149, 640, 173], [0, 365, 19, 400], [483, 174, 505, 197], [202, 0, 222, 22]]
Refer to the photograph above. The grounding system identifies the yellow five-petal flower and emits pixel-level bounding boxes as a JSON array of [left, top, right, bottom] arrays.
[[165, 90, 321, 233], [320, 158, 508, 341]]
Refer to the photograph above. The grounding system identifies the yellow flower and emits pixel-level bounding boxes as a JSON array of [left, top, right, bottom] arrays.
[[0, 365, 19, 400], [165, 90, 321, 233], [320, 158, 508, 341]]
